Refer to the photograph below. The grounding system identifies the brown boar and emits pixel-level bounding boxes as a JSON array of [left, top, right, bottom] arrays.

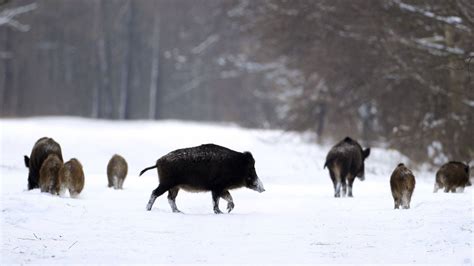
[[107, 154, 128, 189], [434, 161, 470, 193], [390, 163, 416, 209], [24, 137, 63, 190], [38, 154, 63, 194], [58, 158, 85, 198]]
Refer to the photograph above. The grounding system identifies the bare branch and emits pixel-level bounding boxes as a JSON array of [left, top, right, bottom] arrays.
[[392, 0, 471, 32], [0, 2, 37, 32]]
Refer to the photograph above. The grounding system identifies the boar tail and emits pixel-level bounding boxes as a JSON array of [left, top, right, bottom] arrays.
[[139, 165, 157, 176]]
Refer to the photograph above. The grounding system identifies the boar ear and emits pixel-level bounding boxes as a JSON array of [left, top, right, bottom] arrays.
[[243, 151, 255, 163], [343, 137, 352, 143], [24, 155, 30, 168], [363, 148, 371, 159]]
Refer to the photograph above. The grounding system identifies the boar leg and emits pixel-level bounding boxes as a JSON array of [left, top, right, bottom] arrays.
[[107, 175, 113, 188], [329, 168, 341, 198], [347, 177, 355, 197], [394, 197, 400, 209], [118, 177, 125, 189], [329, 169, 337, 191], [146, 184, 169, 211], [401, 191, 410, 209], [221, 190, 234, 213], [334, 182, 342, 198], [433, 182, 440, 193], [167, 187, 181, 213], [406, 191, 413, 209], [341, 179, 347, 197], [212, 191, 223, 214]]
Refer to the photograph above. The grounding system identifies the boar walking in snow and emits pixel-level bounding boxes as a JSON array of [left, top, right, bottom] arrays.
[[434, 161, 470, 193], [139, 144, 265, 214], [58, 158, 85, 197], [24, 137, 63, 190], [107, 154, 128, 189], [390, 163, 415, 209], [39, 154, 63, 194], [324, 137, 370, 197]]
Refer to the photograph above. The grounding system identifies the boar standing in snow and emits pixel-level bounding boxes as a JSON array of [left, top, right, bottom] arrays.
[[140, 144, 265, 214], [324, 137, 370, 197], [107, 154, 128, 189], [434, 161, 470, 193], [39, 154, 63, 194], [58, 158, 85, 197], [24, 137, 63, 190], [390, 163, 416, 209]]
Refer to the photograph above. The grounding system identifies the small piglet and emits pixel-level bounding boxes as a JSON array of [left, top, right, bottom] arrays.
[[434, 161, 470, 193], [390, 163, 415, 209], [59, 158, 85, 198], [107, 154, 128, 189]]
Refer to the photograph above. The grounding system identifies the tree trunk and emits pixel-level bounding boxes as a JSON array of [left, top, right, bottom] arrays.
[[119, 0, 133, 120], [148, 14, 160, 120]]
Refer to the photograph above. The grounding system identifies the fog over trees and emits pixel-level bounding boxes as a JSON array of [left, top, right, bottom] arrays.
[[1, 0, 473, 165]]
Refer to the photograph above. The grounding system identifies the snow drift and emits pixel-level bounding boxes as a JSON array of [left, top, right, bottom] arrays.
[[1, 117, 472, 264]]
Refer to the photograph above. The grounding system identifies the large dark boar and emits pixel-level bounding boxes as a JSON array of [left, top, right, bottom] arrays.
[[107, 154, 128, 189], [139, 144, 265, 214], [58, 158, 85, 198], [24, 137, 63, 190], [390, 163, 415, 209], [434, 161, 470, 193], [324, 137, 370, 197], [39, 154, 63, 194]]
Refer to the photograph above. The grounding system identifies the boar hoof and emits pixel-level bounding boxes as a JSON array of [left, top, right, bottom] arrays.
[[227, 202, 234, 213], [214, 208, 223, 214]]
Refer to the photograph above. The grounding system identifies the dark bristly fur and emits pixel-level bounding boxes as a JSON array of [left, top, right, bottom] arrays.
[[434, 161, 470, 193], [390, 163, 416, 209], [140, 144, 265, 214], [324, 137, 370, 197], [58, 158, 85, 197], [24, 137, 63, 190], [107, 154, 128, 189], [39, 154, 63, 194]]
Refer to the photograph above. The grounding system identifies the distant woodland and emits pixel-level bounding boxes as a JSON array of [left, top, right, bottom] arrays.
[[1, 0, 473, 164]]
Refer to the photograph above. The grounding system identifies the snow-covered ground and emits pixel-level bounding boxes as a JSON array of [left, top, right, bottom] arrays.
[[1, 117, 472, 264]]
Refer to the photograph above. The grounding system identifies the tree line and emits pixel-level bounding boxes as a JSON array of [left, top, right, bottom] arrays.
[[1, 0, 473, 165]]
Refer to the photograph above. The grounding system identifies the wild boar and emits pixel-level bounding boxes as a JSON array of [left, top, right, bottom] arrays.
[[139, 144, 265, 214], [24, 137, 63, 190], [107, 154, 128, 189], [324, 137, 370, 197], [434, 161, 470, 193], [38, 154, 63, 194], [58, 158, 85, 198], [390, 163, 416, 209]]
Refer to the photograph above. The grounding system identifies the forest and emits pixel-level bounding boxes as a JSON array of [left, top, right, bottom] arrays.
[[1, 0, 473, 165]]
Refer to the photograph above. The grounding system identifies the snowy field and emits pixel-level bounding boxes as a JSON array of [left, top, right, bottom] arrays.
[[1, 117, 472, 264]]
